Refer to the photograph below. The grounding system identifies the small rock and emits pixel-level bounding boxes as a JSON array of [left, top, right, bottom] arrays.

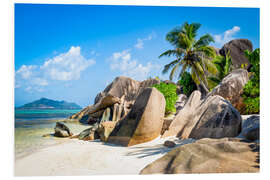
[[78, 124, 99, 141], [164, 140, 176, 148], [54, 122, 73, 137]]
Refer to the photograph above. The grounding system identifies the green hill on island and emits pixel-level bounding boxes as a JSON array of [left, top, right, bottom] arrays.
[[17, 98, 82, 110]]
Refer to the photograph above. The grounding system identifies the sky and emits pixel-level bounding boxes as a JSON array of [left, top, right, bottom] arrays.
[[14, 4, 260, 107]]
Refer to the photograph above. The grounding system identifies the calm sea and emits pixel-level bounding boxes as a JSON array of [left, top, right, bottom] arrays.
[[14, 109, 89, 160]]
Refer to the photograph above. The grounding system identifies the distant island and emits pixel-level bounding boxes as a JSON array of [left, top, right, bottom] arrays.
[[17, 98, 82, 110]]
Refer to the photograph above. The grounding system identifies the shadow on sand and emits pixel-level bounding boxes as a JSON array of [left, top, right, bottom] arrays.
[[124, 138, 196, 158]]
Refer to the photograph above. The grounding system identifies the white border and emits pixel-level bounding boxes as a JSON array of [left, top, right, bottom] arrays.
[[1, 0, 269, 180]]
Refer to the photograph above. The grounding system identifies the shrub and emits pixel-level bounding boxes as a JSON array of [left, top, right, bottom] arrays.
[[178, 72, 197, 97], [152, 82, 178, 115], [241, 48, 260, 114]]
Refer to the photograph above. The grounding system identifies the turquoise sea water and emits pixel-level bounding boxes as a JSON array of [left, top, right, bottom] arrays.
[[15, 109, 90, 159]]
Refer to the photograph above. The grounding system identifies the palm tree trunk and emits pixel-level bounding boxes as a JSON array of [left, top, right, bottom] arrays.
[[193, 67, 209, 97]]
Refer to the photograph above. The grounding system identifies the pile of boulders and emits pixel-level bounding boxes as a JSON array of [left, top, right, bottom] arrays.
[[50, 38, 259, 173]]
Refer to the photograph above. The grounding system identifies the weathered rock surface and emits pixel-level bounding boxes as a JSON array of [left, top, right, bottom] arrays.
[[95, 77, 159, 106], [78, 124, 99, 141], [108, 87, 166, 146], [162, 90, 242, 139], [219, 39, 253, 69], [54, 122, 73, 137], [100, 107, 111, 123], [140, 138, 259, 174], [175, 94, 187, 113], [209, 69, 249, 113], [161, 119, 173, 135], [69, 76, 160, 124], [239, 115, 260, 141], [97, 121, 117, 142]]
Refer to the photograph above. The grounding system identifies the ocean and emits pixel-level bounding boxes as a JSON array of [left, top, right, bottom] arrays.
[[14, 109, 89, 159]]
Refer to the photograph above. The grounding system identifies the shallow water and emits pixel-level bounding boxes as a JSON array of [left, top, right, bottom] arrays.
[[14, 109, 89, 159]]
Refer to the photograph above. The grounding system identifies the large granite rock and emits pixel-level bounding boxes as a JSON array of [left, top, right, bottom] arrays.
[[140, 138, 259, 174], [54, 122, 73, 137], [209, 69, 249, 113], [219, 39, 253, 69], [107, 87, 166, 146], [162, 90, 242, 139], [95, 76, 160, 106], [69, 76, 160, 124], [238, 115, 260, 141]]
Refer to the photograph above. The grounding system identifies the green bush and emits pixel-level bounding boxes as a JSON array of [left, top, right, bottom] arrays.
[[152, 82, 178, 115], [178, 72, 197, 96], [241, 48, 260, 114]]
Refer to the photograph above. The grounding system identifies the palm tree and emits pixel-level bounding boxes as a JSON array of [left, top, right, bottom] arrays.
[[208, 52, 233, 89], [159, 22, 217, 94]]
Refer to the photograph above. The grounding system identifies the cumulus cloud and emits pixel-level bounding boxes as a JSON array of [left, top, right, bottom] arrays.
[[15, 46, 95, 92], [134, 34, 154, 49], [214, 26, 240, 45], [41, 46, 95, 81], [109, 50, 161, 81], [15, 65, 37, 79]]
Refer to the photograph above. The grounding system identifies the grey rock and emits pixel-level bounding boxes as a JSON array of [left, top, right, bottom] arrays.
[[54, 122, 73, 137], [162, 90, 242, 139], [219, 39, 253, 69]]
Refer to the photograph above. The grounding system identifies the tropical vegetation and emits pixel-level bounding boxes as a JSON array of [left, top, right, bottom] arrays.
[[152, 82, 178, 115], [178, 72, 197, 97], [241, 48, 260, 114], [208, 52, 233, 89], [159, 22, 218, 94]]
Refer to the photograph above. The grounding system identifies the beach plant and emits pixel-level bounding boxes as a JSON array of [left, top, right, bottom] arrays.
[[159, 22, 218, 94], [241, 48, 260, 114], [152, 82, 178, 115], [207, 52, 233, 90], [178, 71, 197, 96]]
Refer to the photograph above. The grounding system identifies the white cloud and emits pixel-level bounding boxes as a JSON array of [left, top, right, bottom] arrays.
[[109, 50, 161, 81], [214, 26, 240, 46], [41, 46, 95, 81], [15, 65, 37, 79], [134, 34, 154, 49], [15, 46, 95, 92]]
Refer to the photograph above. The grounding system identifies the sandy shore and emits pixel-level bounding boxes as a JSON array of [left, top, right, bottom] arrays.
[[15, 136, 195, 176]]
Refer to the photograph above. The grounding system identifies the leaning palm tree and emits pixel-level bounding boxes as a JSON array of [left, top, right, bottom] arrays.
[[159, 22, 217, 94], [208, 52, 233, 89]]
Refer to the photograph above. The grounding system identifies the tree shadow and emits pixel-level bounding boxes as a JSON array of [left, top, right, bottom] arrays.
[[125, 138, 195, 158]]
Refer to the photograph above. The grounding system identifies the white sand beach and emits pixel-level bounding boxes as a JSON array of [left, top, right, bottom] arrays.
[[15, 137, 195, 176]]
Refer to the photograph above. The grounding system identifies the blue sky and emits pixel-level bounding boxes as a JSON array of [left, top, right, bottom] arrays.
[[14, 4, 260, 107]]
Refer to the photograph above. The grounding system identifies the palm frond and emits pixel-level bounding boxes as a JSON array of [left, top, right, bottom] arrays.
[[178, 63, 189, 79], [169, 62, 181, 80], [207, 76, 221, 89], [208, 76, 221, 84], [196, 46, 216, 58], [162, 59, 179, 74], [194, 34, 215, 48], [202, 58, 218, 75], [166, 27, 182, 47], [191, 67, 200, 85], [179, 32, 192, 50], [224, 52, 232, 75], [159, 49, 178, 58]]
